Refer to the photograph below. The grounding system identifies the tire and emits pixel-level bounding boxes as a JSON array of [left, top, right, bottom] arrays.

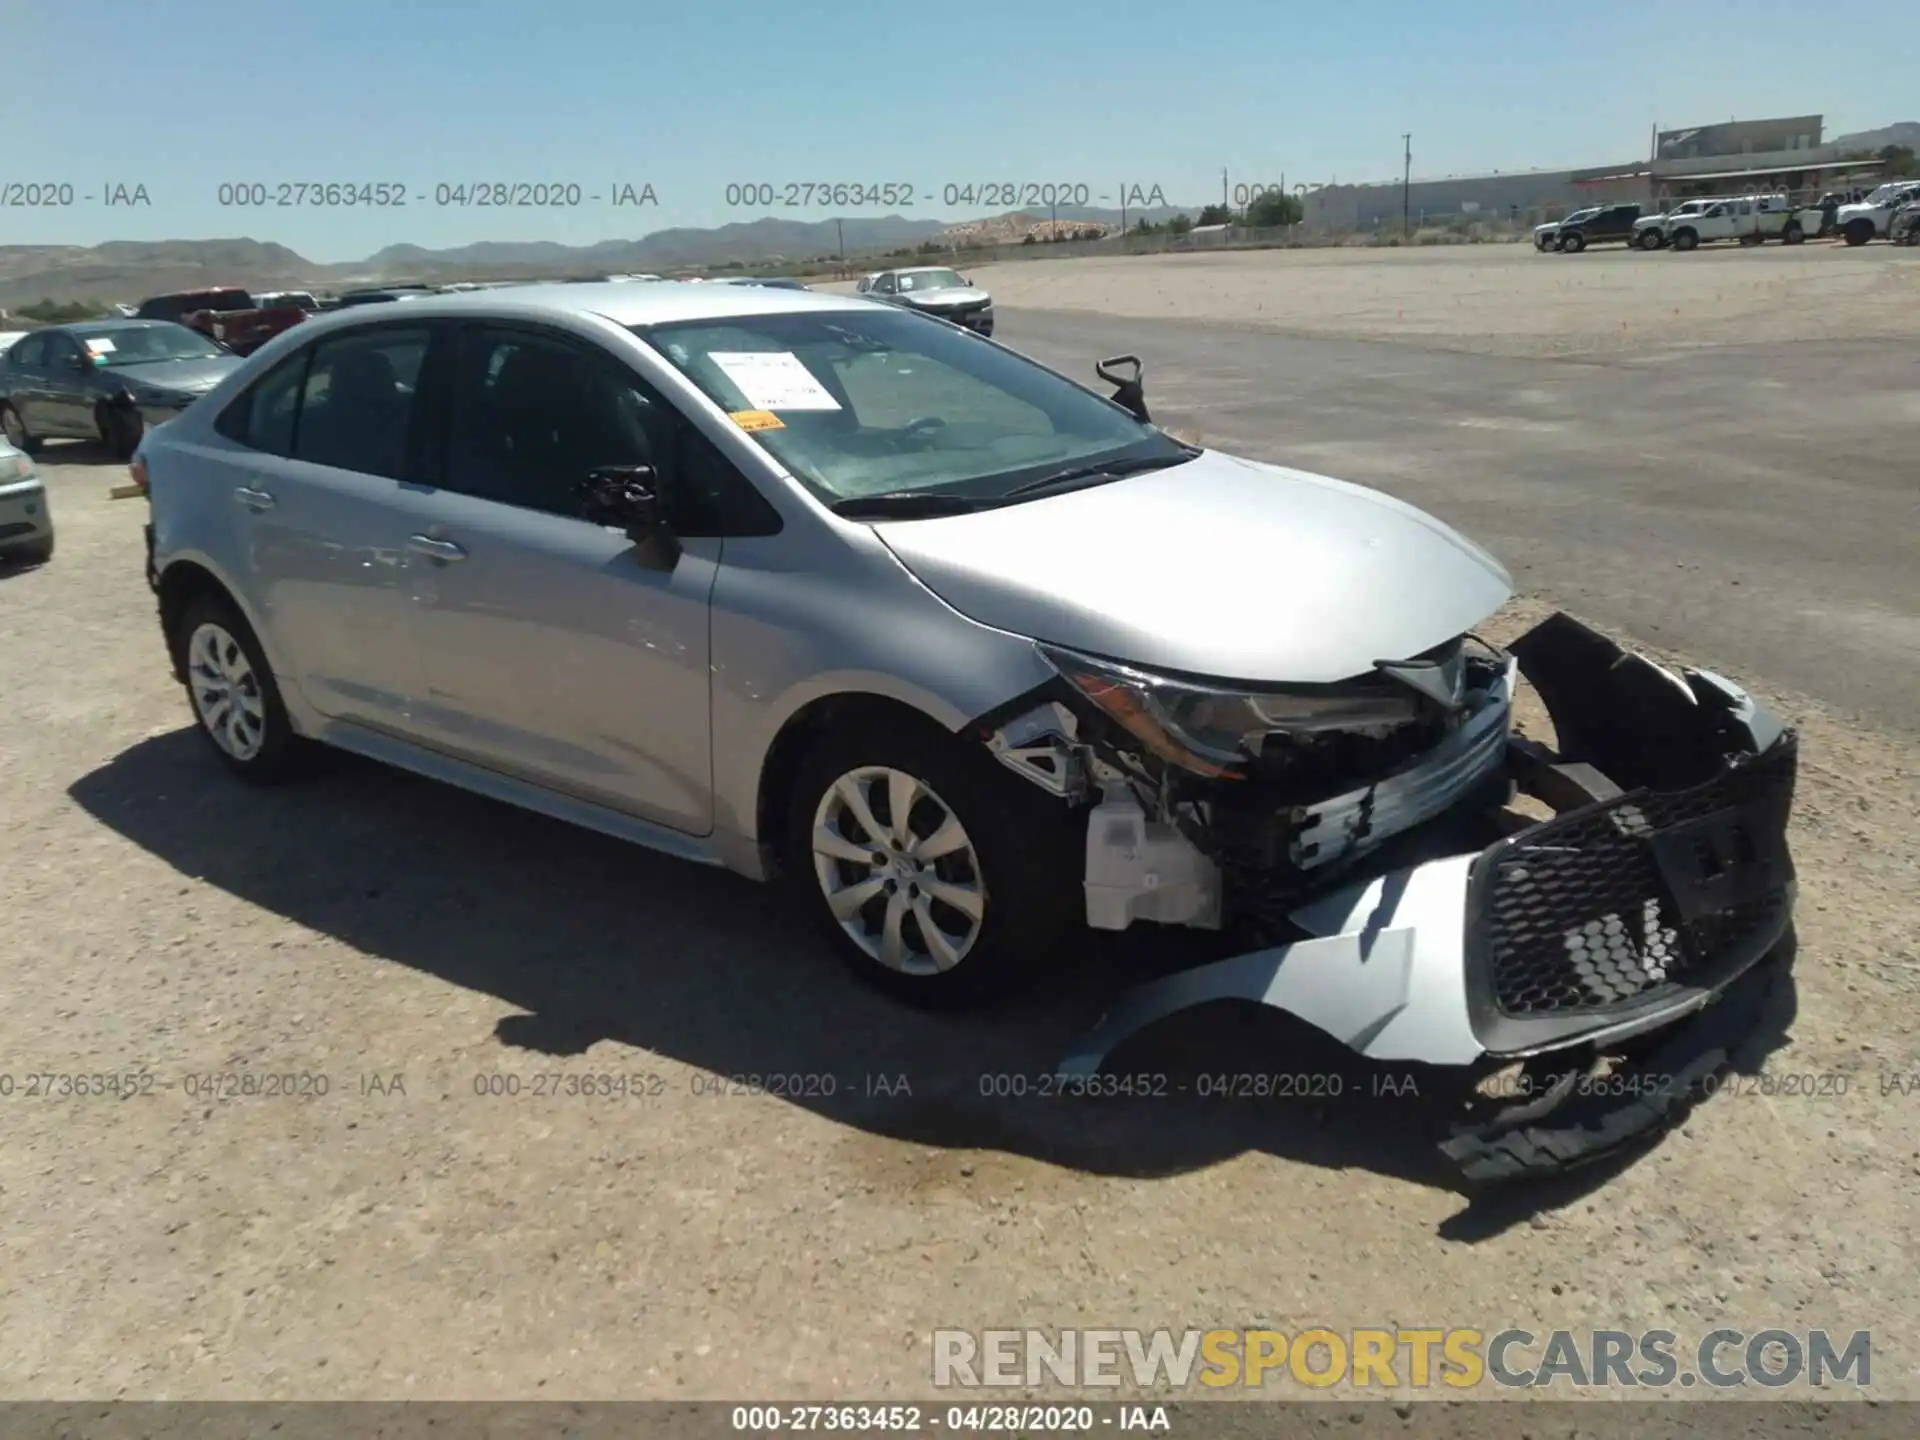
[[0, 403, 40, 455], [99, 404, 143, 461], [1671, 229, 1698, 252], [173, 592, 304, 783], [1561, 230, 1586, 253], [1782, 221, 1804, 245], [4, 533, 52, 566], [1842, 220, 1872, 246], [782, 716, 1081, 1008], [1638, 230, 1665, 251]]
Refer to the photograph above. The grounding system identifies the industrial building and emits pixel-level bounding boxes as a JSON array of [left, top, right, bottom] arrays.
[[1297, 115, 1886, 232]]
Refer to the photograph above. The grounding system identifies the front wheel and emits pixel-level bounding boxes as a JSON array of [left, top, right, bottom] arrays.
[[1638, 230, 1665, 250], [1671, 229, 1699, 252], [783, 719, 1080, 1008], [1842, 221, 1872, 246], [1560, 231, 1586, 253], [99, 404, 143, 461], [175, 594, 304, 782]]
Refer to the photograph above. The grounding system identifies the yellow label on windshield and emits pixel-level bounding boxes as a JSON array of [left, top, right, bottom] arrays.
[[730, 409, 786, 432]]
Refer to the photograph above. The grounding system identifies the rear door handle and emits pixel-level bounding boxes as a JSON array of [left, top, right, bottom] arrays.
[[407, 534, 467, 563], [233, 485, 275, 511]]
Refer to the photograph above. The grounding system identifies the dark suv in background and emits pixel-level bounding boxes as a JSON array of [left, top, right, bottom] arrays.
[[1554, 203, 1643, 252]]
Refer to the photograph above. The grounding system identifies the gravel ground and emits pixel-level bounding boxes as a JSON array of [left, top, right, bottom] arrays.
[[2, 253, 1917, 1402], [828, 241, 1920, 359]]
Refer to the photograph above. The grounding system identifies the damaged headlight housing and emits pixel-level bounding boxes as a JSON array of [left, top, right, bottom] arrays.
[[1039, 644, 1424, 780]]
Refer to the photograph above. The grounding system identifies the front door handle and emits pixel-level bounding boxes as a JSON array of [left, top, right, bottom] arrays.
[[233, 485, 275, 511], [407, 534, 467, 563]]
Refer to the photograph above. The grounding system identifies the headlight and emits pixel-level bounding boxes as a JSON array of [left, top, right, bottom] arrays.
[[1040, 644, 1423, 780], [0, 451, 33, 481]]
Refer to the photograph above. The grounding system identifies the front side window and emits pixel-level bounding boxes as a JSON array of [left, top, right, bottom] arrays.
[[10, 334, 47, 368], [640, 306, 1185, 506], [441, 326, 672, 516], [291, 327, 428, 479]]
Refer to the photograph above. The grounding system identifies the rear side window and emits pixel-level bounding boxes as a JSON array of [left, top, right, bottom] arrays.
[[291, 327, 429, 479], [216, 350, 309, 455]]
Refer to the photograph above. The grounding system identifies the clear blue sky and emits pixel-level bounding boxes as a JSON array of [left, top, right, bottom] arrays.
[[4, 0, 1907, 261]]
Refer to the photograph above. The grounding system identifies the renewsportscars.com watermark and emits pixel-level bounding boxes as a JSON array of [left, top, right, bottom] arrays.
[[933, 1328, 1873, 1391]]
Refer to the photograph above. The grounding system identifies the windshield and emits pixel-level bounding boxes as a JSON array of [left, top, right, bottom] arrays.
[[79, 324, 226, 367], [1864, 184, 1914, 205], [639, 307, 1186, 505], [896, 269, 964, 292], [1563, 209, 1600, 224]]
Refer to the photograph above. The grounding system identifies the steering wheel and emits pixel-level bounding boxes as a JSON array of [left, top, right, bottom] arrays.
[[898, 415, 946, 446]]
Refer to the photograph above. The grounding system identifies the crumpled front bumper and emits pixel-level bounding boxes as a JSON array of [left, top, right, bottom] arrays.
[[1057, 612, 1799, 1184]]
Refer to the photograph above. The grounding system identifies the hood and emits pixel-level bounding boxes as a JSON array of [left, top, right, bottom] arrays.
[[1533, 221, 1561, 233], [870, 449, 1514, 685], [900, 286, 988, 310], [1836, 200, 1886, 219], [111, 356, 245, 395]]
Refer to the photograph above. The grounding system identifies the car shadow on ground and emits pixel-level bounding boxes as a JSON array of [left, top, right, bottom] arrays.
[[28, 438, 127, 468], [68, 728, 1796, 1231]]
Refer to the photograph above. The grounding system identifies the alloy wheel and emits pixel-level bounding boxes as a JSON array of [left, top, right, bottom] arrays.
[[187, 621, 268, 761], [811, 765, 987, 975]]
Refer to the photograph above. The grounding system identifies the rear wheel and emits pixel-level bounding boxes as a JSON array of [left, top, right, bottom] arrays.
[[782, 717, 1081, 1008], [1782, 221, 1804, 245], [175, 593, 304, 782], [0, 403, 39, 454]]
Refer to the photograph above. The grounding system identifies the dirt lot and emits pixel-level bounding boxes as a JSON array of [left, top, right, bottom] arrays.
[[831, 240, 1920, 358], [3, 250, 1918, 1402]]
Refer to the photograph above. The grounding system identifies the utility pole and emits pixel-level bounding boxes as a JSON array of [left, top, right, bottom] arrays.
[[1402, 133, 1412, 237], [835, 217, 845, 262], [1222, 167, 1229, 214], [1121, 182, 1128, 234]]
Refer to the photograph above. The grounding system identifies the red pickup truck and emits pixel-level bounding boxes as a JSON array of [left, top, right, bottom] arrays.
[[133, 286, 310, 356]]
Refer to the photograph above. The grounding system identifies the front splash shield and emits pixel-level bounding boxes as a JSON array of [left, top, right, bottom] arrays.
[[1055, 612, 1800, 1183]]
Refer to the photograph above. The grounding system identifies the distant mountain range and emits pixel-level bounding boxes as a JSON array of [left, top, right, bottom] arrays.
[[1829, 121, 1920, 152], [0, 205, 1199, 309]]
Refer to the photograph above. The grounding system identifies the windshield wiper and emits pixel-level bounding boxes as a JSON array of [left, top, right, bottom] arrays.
[[999, 451, 1193, 500], [830, 491, 988, 519]]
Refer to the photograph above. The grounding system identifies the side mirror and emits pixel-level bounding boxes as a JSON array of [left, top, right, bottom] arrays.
[[1094, 355, 1151, 424], [579, 464, 679, 565]]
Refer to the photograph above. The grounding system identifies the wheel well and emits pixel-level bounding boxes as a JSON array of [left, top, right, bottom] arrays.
[[156, 561, 232, 679], [754, 693, 958, 875]]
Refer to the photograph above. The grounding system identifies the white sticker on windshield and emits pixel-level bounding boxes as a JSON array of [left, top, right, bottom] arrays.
[[85, 337, 116, 353], [709, 351, 840, 411]]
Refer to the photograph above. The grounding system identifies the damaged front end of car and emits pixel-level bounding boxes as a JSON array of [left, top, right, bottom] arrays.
[[972, 611, 1798, 1186]]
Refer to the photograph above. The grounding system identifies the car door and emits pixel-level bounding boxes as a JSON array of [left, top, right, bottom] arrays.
[[399, 321, 722, 833], [36, 331, 95, 436], [2, 333, 50, 431], [214, 322, 439, 737]]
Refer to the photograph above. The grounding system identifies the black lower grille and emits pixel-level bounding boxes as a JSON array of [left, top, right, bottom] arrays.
[[0, 520, 34, 540], [1470, 734, 1796, 1020]]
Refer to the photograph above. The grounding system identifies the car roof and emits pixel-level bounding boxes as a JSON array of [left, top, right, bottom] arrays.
[[280, 281, 870, 333]]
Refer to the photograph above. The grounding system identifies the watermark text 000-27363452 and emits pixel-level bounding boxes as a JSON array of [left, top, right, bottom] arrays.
[[213, 181, 659, 209], [720, 181, 1170, 210]]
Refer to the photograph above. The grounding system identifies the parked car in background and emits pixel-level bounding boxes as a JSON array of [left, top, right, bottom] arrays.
[[1890, 197, 1920, 246], [1532, 208, 1592, 251], [254, 290, 320, 314], [1836, 180, 1920, 244], [1552, 202, 1643, 252], [707, 277, 811, 290], [135, 287, 309, 356], [113, 303, 139, 317], [0, 434, 52, 566], [1659, 193, 1822, 250], [1632, 199, 1711, 249], [333, 286, 439, 308], [0, 320, 244, 459], [854, 266, 993, 334], [136, 281, 1800, 1182]]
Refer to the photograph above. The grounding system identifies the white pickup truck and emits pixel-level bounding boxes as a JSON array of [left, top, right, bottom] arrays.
[[1835, 180, 1920, 245], [1653, 193, 1826, 251], [1632, 199, 1712, 250]]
